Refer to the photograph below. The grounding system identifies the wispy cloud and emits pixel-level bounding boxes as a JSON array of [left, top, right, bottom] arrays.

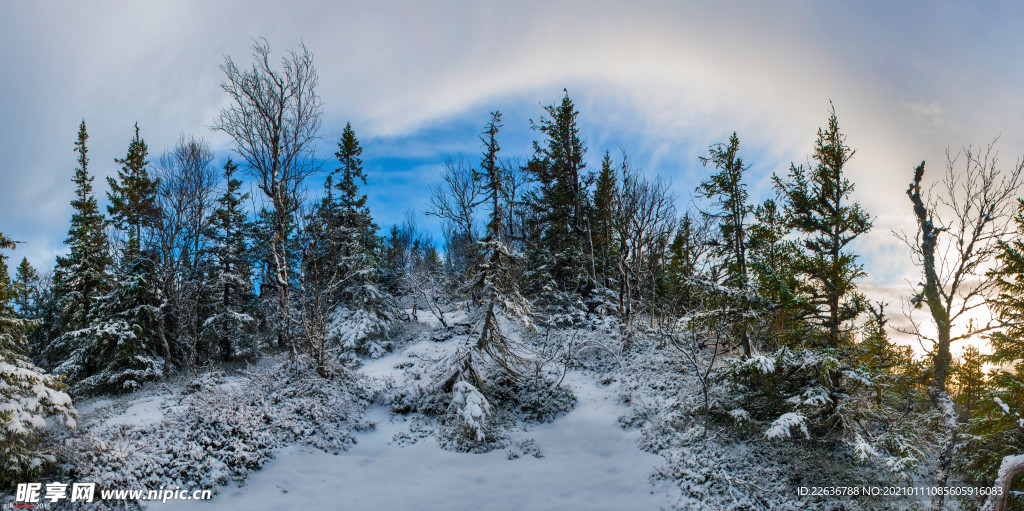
[[2, 0, 1024, 315]]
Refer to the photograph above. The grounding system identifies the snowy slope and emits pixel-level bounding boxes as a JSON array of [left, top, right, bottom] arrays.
[[155, 335, 678, 510]]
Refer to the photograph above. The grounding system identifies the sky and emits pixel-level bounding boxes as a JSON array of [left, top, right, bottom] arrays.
[[2, 0, 1024, 350]]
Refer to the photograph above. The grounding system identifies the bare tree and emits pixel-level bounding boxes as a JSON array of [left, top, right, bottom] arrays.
[[295, 204, 333, 375], [668, 306, 728, 436], [152, 136, 218, 374], [213, 38, 322, 354], [897, 141, 1023, 511], [427, 155, 483, 278], [612, 159, 676, 329]]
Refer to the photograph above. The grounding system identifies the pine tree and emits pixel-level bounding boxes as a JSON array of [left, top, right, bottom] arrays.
[[592, 151, 618, 289], [202, 158, 257, 361], [697, 132, 751, 289], [13, 257, 39, 317], [0, 233, 77, 490], [774, 104, 871, 348], [319, 124, 396, 358], [696, 132, 755, 356], [748, 199, 803, 348], [526, 91, 591, 294], [43, 121, 110, 369], [65, 254, 163, 394], [107, 123, 160, 257], [952, 345, 986, 422]]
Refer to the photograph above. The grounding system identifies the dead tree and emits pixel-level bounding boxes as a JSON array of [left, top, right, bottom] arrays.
[[213, 39, 322, 356], [898, 141, 1023, 511]]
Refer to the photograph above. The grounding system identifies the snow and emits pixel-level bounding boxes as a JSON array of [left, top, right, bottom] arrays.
[[157, 346, 677, 510], [764, 412, 809, 440], [996, 454, 1024, 481], [994, 396, 1011, 415], [72, 397, 114, 416], [104, 395, 166, 427]]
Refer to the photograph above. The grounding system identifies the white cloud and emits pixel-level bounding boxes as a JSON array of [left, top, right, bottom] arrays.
[[2, 0, 1024, 296]]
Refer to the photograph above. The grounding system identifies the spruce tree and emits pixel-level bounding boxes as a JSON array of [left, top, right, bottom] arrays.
[[334, 122, 378, 255], [960, 199, 1024, 495], [43, 121, 110, 369], [461, 111, 532, 378], [67, 254, 163, 394], [697, 132, 751, 289], [13, 257, 39, 317], [989, 198, 1024, 377], [748, 199, 803, 348], [65, 122, 166, 390], [696, 133, 755, 356], [774, 104, 871, 347], [952, 345, 986, 422], [526, 91, 591, 294], [592, 151, 618, 289], [319, 124, 395, 358], [203, 158, 257, 361], [107, 123, 160, 257], [0, 233, 76, 490], [443, 112, 533, 449]]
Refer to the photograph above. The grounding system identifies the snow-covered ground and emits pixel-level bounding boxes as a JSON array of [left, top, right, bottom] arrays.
[[142, 328, 678, 510]]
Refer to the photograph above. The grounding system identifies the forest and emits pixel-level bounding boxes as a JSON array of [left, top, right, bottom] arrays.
[[1, 40, 1023, 510]]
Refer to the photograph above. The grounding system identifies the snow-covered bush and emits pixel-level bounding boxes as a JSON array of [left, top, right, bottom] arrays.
[[722, 348, 853, 439], [45, 359, 370, 504], [487, 373, 576, 423], [718, 347, 933, 482], [328, 306, 393, 359], [0, 350, 78, 491], [0, 247, 78, 490], [647, 421, 924, 511], [439, 380, 508, 453], [247, 358, 371, 451]]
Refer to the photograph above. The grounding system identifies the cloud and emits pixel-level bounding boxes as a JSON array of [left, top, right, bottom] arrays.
[[3, 0, 1024, 296]]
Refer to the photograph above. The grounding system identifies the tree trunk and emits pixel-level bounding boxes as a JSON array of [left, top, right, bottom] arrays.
[[982, 456, 1024, 511], [157, 296, 171, 379]]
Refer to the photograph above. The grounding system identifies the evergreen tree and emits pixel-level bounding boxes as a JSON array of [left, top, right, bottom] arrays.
[[0, 233, 77, 491], [952, 344, 986, 422], [13, 257, 39, 317], [107, 123, 160, 257], [696, 132, 755, 356], [592, 151, 618, 289], [443, 112, 534, 449], [960, 199, 1024, 495], [748, 199, 803, 348], [43, 121, 110, 369], [459, 112, 532, 379], [202, 158, 257, 361], [697, 132, 751, 290], [774, 104, 871, 348], [989, 198, 1024, 377], [318, 124, 395, 358], [62, 254, 163, 394], [526, 91, 591, 294], [665, 212, 709, 317], [333, 122, 378, 255]]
